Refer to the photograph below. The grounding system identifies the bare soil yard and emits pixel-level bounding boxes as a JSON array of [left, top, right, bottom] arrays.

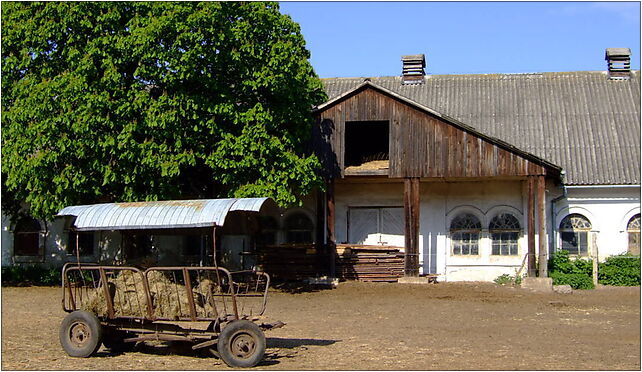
[[2, 282, 639, 370]]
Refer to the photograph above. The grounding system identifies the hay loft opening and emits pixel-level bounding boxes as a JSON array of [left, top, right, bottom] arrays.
[[344, 120, 390, 174]]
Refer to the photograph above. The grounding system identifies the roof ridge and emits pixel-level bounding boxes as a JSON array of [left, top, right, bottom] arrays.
[[321, 70, 640, 80]]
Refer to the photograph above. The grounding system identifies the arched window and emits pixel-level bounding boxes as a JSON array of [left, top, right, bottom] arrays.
[[559, 214, 592, 256], [627, 214, 640, 255], [450, 213, 481, 255], [489, 213, 520, 255], [285, 213, 313, 244], [13, 217, 41, 256]]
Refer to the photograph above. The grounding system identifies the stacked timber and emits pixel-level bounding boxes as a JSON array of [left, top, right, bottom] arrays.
[[336, 244, 404, 282], [256, 244, 323, 281]]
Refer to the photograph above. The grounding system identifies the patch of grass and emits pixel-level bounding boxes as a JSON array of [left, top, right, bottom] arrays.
[[494, 273, 522, 286]]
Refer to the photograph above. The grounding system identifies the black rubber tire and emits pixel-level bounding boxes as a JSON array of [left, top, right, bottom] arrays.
[[102, 329, 136, 353], [59, 310, 103, 358], [217, 320, 266, 368]]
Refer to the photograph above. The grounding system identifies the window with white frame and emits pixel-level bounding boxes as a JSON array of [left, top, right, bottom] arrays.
[[559, 214, 591, 256], [627, 214, 640, 256], [450, 213, 481, 255], [489, 213, 520, 255]]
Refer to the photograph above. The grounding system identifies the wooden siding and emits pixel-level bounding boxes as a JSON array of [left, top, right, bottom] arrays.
[[315, 87, 547, 178]]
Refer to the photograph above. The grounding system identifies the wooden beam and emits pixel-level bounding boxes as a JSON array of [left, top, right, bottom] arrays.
[[315, 188, 325, 276], [537, 175, 548, 277], [404, 177, 420, 277], [326, 180, 336, 277], [527, 176, 536, 277]]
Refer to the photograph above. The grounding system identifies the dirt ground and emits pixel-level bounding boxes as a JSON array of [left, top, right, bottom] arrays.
[[1, 282, 640, 370]]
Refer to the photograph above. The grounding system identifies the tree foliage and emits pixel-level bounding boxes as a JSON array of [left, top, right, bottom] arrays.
[[2, 2, 327, 220]]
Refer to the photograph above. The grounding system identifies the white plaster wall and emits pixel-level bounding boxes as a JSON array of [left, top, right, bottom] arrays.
[[439, 180, 527, 282], [334, 180, 528, 282], [552, 185, 640, 260]]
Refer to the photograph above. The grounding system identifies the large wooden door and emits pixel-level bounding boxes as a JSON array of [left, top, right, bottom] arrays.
[[348, 207, 404, 246]]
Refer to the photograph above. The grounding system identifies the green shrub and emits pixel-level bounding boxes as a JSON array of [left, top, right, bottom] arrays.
[[494, 274, 512, 285], [599, 254, 640, 286], [40, 267, 61, 286], [550, 271, 595, 290], [2, 265, 61, 286], [494, 273, 522, 286], [549, 250, 593, 275], [549, 251, 594, 289], [549, 250, 575, 273], [572, 257, 594, 276]]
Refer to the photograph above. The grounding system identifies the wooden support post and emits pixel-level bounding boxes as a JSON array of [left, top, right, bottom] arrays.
[[326, 180, 336, 278], [404, 177, 420, 277], [537, 175, 548, 277], [211, 227, 217, 267], [527, 176, 537, 277], [315, 188, 325, 276]]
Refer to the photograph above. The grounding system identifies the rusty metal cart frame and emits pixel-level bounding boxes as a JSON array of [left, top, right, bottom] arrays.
[[60, 262, 283, 367]]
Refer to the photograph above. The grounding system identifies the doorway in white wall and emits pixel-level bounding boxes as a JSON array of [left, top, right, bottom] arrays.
[[347, 207, 404, 247]]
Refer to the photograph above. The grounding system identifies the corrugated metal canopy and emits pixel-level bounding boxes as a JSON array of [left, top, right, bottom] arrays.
[[56, 198, 273, 231]]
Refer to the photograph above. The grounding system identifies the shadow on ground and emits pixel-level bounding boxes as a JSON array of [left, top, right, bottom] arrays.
[[96, 337, 339, 365], [267, 337, 339, 348], [260, 337, 340, 366], [271, 281, 336, 294]]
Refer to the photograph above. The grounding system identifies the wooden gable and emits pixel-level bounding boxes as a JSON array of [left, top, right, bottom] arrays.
[[313, 83, 560, 179]]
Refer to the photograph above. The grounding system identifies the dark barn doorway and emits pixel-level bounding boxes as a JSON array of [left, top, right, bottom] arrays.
[[344, 120, 389, 167]]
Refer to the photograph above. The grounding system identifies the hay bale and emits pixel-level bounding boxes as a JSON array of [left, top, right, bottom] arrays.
[[80, 270, 214, 319]]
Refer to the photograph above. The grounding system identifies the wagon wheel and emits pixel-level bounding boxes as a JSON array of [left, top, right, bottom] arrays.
[[217, 320, 266, 368], [59, 310, 103, 358], [102, 329, 137, 353]]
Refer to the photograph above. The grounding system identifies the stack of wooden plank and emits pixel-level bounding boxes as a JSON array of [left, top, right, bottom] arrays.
[[336, 244, 404, 282], [256, 244, 325, 280]]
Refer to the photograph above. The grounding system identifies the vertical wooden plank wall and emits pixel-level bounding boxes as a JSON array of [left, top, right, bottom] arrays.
[[316, 87, 547, 180]]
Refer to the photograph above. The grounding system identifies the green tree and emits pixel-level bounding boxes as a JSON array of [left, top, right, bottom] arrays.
[[2, 1, 326, 220]]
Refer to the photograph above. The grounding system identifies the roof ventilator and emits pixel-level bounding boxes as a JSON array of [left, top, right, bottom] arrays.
[[605, 48, 631, 80], [401, 54, 426, 85]]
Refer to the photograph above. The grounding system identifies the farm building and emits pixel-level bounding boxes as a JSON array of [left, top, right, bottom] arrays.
[[2, 48, 640, 283]]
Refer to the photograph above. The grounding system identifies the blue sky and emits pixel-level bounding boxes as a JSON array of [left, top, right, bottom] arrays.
[[279, 1, 641, 77]]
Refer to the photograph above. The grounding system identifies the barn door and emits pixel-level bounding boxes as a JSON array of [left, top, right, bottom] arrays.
[[348, 207, 404, 247], [348, 208, 380, 245], [380, 207, 404, 246]]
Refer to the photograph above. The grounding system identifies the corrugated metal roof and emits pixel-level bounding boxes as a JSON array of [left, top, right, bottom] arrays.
[[56, 198, 272, 231], [320, 71, 641, 185]]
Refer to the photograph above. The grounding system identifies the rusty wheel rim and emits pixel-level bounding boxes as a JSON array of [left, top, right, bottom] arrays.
[[69, 321, 91, 349], [230, 332, 256, 360]]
